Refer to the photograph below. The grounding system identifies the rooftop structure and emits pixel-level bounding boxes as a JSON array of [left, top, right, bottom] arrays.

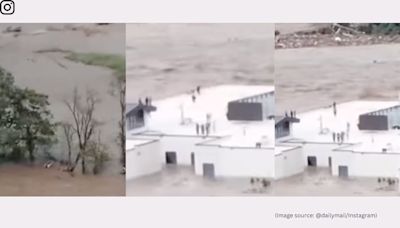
[[275, 115, 300, 138], [286, 100, 400, 148], [126, 102, 156, 131], [279, 100, 400, 179], [359, 105, 400, 131], [126, 138, 158, 151], [139, 85, 274, 136], [126, 85, 277, 179]]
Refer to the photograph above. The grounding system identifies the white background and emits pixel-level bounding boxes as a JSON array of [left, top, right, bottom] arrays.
[[0, 197, 397, 227], [0, 0, 399, 22], [1, 0, 400, 227]]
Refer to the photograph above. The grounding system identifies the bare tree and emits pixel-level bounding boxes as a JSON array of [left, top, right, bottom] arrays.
[[64, 88, 99, 174], [85, 129, 110, 175], [110, 72, 126, 168], [118, 77, 126, 167], [61, 122, 74, 167]]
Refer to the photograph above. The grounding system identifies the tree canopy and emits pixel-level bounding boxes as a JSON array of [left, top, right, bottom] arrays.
[[0, 67, 55, 163]]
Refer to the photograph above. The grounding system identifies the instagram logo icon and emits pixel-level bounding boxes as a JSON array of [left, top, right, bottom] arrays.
[[0, 0, 15, 15]]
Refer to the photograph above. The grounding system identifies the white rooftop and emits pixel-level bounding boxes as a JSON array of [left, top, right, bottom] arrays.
[[203, 120, 275, 148], [195, 120, 275, 148], [288, 100, 400, 153], [274, 145, 301, 156], [126, 138, 157, 151], [132, 84, 275, 147]]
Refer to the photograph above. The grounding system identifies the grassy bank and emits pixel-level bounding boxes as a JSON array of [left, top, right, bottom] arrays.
[[65, 52, 125, 77]]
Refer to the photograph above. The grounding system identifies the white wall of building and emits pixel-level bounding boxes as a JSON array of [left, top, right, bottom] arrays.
[[194, 146, 275, 178], [261, 93, 275, 117], [331, 151, 354, 176], [159, 135, 213, 165], [301, 143, 339, 167], [275, 147, 304, 179], [332, 151, 400, 178], [126, 140, 162, 180]]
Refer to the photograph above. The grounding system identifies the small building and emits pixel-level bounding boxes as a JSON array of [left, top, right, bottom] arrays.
[[194, 122, 276, 178], [274, 145, 304, 179], [126, 138, 162, 179], [275, 115, 300, 138], [358, 105, 400, 130], [127, 85, 277, 179], [281, 100, 400, 179], [227, 91, 274, 121], [126, 102, 156, 131]]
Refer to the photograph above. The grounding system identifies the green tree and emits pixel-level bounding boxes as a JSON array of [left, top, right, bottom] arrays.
[[10, 88, 56, 163], [0, 67, 56, 163], [0, 67, 18, 160], [0, 67, 15, 128]]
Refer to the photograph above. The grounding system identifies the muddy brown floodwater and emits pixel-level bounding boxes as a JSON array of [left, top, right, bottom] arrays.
[[275, 43, 400, 114], [0, 23, 125, 196], [126, 23, 275, 102], [0, 164, 124, 196], [126, 24, 275, 195]]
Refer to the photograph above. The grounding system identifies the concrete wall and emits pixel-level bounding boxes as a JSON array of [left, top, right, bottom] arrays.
[[194, 146, 275, 178], [387, 109, 400, 128], [126, 140, 162, 179], [261, 92, 274, 118], [331, 151, 354, 176], [158, 135, 213, 165], [332, 151, 400, 178], [275, 147, 304, 179], [275, 121, 291, 138], [126, 113, 151, 134], [301, 143, 338, 167]]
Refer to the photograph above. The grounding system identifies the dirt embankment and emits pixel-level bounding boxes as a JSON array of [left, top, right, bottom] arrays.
[[276, 23, 400, 49], [275, 23, 400, 114]]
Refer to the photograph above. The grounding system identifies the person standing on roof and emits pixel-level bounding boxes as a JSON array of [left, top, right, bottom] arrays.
[[340, 131, 345, 143], [346, 122, 350, 139], [336, 132, 341, 144], [333, 101, 337, 116]]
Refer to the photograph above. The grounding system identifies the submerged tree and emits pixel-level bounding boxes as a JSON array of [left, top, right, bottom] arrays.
[[0, 67, 15, 127], [61, 122, 75, 166], [64, 88, 99, 174], [108, 57, 126, 169], [66, 52, 126, 171], [113, 72, 126, 168], [63, 53, 125, 171], [85, 130, 110, 175], [0, 67, 56, 163], [10, 88, 56, 163]]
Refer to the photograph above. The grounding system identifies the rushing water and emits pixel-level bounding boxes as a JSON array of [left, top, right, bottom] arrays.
[[126, 24, 275, 102], [0, 24, 125, 176]]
